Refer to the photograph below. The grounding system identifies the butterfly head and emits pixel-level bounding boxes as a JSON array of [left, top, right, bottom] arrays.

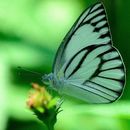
[[42, 73, 63, 92], [42, 73, 53, 85]]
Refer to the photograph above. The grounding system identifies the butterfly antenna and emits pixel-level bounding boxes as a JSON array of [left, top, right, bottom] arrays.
[[18, 66, 43, 77]]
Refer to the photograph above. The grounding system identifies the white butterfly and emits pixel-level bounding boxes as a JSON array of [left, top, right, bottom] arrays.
[[42, 2, 126, 103]]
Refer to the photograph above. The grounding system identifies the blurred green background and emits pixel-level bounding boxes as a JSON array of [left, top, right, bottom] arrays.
[[0, 0, 129, 130]]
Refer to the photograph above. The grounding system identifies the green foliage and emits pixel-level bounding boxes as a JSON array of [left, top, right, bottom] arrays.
[[0, 0, 129, 130]]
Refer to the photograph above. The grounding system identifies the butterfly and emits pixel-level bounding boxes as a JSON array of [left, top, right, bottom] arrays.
[[42, 2, 126, 103]]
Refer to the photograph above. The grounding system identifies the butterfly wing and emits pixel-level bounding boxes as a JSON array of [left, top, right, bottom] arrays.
[[53, 2, 125, 103]]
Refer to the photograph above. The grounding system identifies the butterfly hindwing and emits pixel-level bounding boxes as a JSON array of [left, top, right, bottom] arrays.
[[52, 2, 125, 103]]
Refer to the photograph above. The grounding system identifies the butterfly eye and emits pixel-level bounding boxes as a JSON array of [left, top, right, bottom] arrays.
[[42, 74, 50, 85]]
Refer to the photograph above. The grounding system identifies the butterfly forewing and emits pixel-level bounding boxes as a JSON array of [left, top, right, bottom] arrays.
[[52, 2, 125, 103]]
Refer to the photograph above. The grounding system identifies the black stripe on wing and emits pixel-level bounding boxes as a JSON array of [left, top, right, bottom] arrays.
[[88, 80, 121, 94], [81, 3, 111, 39], [72, 83, 112, 102], [85, 82, 118, 99], [64, 44, 105, 78]]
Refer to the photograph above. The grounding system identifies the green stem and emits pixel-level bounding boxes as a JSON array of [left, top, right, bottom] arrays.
[[43, 123, 54, 130], [43, 110, 56, 130], [34, 108, 57, 130], [46, 124, 54, 130]]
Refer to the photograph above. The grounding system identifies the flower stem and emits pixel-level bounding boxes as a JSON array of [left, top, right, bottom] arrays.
[[27, 83, 60, 130]]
